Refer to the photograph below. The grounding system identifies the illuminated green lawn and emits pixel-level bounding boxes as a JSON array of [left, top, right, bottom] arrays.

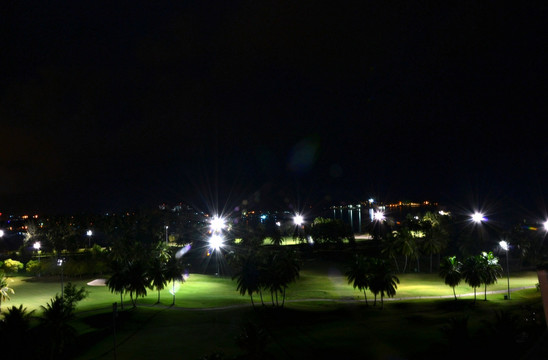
[[3, 261, 539, 314], [2, 260, 543, 360]]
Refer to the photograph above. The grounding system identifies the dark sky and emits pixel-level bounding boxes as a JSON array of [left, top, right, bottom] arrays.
[[1, 2, 548, 219]]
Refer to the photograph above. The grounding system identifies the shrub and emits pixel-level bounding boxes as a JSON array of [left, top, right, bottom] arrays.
[[26, 260, 42, 275], [2, 259, 24, 273]]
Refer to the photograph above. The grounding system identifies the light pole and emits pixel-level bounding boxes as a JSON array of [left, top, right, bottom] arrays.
[[87, 230, 93, 249], [165, 225, 169, 245], [500, 240, 511, 300], [34, 241, 41, 276], [209, 234, 223, 276], [57, 258, 64, 298]]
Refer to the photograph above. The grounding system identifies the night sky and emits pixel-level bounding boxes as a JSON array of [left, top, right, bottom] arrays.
[[2, 2, 548, 219]]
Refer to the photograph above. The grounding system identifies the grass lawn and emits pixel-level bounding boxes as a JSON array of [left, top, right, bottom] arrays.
[[1, 258, 544, 359], [74, 288, 545, 360]]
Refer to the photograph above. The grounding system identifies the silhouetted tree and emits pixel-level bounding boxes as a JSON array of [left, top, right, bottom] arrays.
[[439, 256, 462, 300], [346, 254, 371, 305]]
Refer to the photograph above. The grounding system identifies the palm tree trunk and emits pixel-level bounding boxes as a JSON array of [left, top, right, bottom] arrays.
[[452, 286, 457, 301], [172, 282, 175, 306], [157, 290, 161, 304], [381, 294, 384, 310], [403, 256, 408, 273], [282, 287, 286, 308], [430, 253, 433, 273], [259, 289, 265, 306], [275, 291, 279, 307], [484, 284, 487, 301], [473, 288, 477, 303], [392, 255, 400, 273], [363, 289, 369, 305], [120, 292, 124, 310], [250, 294, 255, 308]]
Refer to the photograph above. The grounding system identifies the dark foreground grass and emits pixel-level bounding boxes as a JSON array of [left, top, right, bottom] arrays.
[[73, 288, 545, 360]]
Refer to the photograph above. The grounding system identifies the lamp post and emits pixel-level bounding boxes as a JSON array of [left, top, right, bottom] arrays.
[[33, 241, 41, 276], [209, 234, 223, 276], [87, 230, 93, 249], [57, 258, 64, 298], [500, 240, 511, 300], [165, 225, 169, 245]]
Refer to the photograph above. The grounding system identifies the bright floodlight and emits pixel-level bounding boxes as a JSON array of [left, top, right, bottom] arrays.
[[209, 234, 223, 251], [87, 230, 93, 236], [500, 240, 509, 251], [294, 214, 304, 226], [471, 212, 486, 223], [33, 241, 41, 250], [0, 230, 4, 237], [210, 216, 225, 233], [373, 210, 385, 222], [544, 220, 548, 231]]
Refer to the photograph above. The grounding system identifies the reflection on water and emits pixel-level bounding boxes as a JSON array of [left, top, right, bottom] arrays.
[[332, 206, 367, 234]]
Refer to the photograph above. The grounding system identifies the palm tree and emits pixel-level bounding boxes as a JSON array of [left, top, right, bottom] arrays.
[[148, 242, 170, 303], [439, 256, 462, 300], [368, 258, 400, 309], [421, 221, 447, 273], [164, 255, 185, 306], [274, 249, 300, 307], [481, 251, 503, 301], [106, 259, 128, 310], [0, 272, 14, 311], [346, 254, 370, 305], [125, 260, 150, 307], [148, 257, 168, 304], [395, 228, 418, 273], [0, 305, 35, 357], [39, 295, 78, 359], [461, 255, 483, 303], [232, 252, 261, 308], [380, 231, 401, 273]]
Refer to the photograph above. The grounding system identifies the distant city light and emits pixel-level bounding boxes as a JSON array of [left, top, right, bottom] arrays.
[[87, 230, 93, 236], [33, 241, 41, 250]]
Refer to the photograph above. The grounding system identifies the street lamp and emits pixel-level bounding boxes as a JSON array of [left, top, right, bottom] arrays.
[[34, 241, 41, 276], [373, 210, 385, 222], [165, 225, 169, 245], [209, 234, 224, 276], [294, 214, 304, 226], [210, 216, 225, 233], [500, 240, 511, 300], [0, 229, 4, 238], [86, 230, 93, 248], [57, 258, 64, 298], [471, 212, 486, 223], [33, 241, 41, 261]]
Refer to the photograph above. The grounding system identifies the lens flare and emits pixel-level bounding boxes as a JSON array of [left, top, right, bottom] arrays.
[[176, 244, 192, 259]]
